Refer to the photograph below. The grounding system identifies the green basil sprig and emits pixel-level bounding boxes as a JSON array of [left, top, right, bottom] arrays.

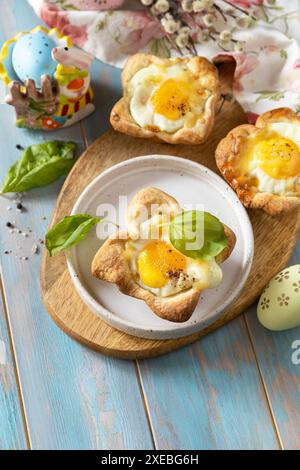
[[46, 214, 102, 257], [1, 141, 76, 193], [170, 210, 228, 261]]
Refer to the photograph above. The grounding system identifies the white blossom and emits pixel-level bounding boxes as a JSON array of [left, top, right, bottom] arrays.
[[139, 0, 257, 51], [179, 26, 191, 36], [224, 6, 235, 15], [141, 0, 153, 5], [193, 0, 213, 10], [236, 16, 252, 28], [219, 30, 232, 42], [176, 34, 190, 48], [181, 0, 193, 12], [203, 13, 214, 26], [150, 4, 159, 14], [192, 0, 205, 12], [161, 15, 181, 34]]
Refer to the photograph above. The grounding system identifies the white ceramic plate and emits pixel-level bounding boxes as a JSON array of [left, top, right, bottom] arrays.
[[67, 155, 254, 340]]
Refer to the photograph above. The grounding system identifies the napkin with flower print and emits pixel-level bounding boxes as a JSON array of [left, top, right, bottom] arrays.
[[28, 0, 300, 123]]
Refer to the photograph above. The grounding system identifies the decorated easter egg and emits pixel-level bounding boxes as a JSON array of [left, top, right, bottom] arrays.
[[12, 31, 57, 87], [258, 265, 300, 331]]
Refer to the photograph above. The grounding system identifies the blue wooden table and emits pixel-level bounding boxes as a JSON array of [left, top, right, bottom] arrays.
[[0, 0, 299, 450]]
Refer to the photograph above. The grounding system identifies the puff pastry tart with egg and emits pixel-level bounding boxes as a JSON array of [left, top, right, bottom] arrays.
[[216, 108, 300, 215], [110, 54, 220, 145], [91, 188, 236, 323]]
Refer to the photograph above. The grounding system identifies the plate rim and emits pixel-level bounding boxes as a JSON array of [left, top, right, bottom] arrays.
[[66, 154, 254, 339]]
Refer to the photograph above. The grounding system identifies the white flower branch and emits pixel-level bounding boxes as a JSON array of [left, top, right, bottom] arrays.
[[139, 0, 269, 54]]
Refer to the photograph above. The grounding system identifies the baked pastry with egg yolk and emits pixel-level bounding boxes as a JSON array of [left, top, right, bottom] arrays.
[[91, 188, 236, 323], [110, 54, 220, 145], [215, 108, 300, 215]]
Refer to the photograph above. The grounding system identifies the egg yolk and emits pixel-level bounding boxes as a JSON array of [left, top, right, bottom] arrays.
[[150, 79, 190, 121], [137, 240, 186, 288], [254, 137, 300, 179]]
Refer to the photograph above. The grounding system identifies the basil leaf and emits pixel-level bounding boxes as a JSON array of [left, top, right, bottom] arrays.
[[46, 214, 101, 257], [1, 141, 76, 193], [170, 210, 228, 261]]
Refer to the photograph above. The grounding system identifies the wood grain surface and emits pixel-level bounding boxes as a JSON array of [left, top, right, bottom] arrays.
[[41, 94, 300, 358]]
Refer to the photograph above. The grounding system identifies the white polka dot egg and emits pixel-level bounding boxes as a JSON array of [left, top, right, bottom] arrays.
[[12, 31, 57, 87], [258, 264, 300, 331]]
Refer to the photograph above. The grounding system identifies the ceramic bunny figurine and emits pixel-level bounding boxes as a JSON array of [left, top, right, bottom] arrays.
[[0, 26, 95, 130], [51, 45, 95, 128]]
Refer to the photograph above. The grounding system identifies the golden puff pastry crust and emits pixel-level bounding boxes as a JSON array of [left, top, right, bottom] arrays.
[[91, 188, 236, 323], [126, 187, 181, 239], [110, 53, 220, 145], [215, 108, 300, 215]]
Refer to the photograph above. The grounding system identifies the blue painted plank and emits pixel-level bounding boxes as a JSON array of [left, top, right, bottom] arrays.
[[0, 281, 28, 449], [138, 317, 280, 449], [0, 0, 153, 449], [245, 238, 300, 449]]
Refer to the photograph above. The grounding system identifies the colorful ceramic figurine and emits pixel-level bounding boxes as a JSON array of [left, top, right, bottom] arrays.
[[0, 26, 95, 130]]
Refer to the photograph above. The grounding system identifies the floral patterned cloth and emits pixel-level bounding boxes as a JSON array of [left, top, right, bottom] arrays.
[[27, 0, 300, 122]]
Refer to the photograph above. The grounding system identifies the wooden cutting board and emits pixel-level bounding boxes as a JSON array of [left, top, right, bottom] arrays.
[[40, 64, 300, 359]]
